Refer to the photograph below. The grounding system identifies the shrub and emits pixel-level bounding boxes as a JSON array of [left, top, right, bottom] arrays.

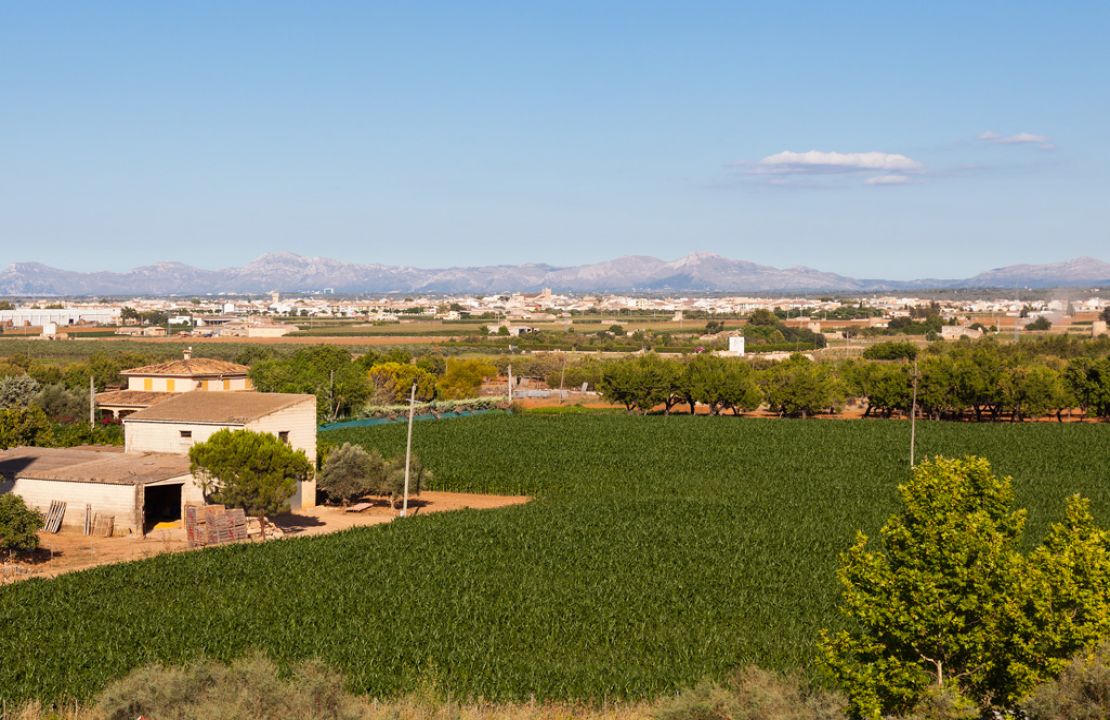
[[1021, 642, 1110, 720], [319, 443, 386, 505], [93, 651, 369, 720], [0, 375, 40, 409], [0, 494, 44, 553], [0, 406, 54, 449], [654, 667, 846, 720]]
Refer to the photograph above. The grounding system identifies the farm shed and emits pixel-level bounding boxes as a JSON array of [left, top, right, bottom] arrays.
[[0, 446, 198, 535], [124, 391, 317, 509]]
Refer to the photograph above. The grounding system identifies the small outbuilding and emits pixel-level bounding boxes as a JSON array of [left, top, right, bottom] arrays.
[[0, 446, 198, 534]]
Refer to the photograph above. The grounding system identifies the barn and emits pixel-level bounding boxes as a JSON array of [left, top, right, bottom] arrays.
[[0, 447, 200, 535]]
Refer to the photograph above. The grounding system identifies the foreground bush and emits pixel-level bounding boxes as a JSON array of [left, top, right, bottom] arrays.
[[654, 667, 846, 720], [1021, 641, 1110, 720], [93, 652, 368, 720], [8, 648, 1109, 720]]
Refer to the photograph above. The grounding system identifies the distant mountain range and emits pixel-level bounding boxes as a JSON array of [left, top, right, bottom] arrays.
[[0, 252, 1107, 296]]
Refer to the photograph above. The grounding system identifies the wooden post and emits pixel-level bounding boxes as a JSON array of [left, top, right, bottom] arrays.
[[507, 363, 513, 402], [400, 382, 416, 517]]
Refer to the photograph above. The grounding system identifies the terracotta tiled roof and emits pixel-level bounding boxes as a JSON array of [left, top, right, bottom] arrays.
[[121, 358, 250, 377], [123, 392, 315, 425], [0, 447, 191, 485], [94, 390, 175, 408]]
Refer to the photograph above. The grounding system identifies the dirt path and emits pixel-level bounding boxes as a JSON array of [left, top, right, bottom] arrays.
[[1, 491, 529, 584]]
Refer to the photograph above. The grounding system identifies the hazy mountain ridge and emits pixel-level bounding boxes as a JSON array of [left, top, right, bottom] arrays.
[[0, 252, 1107, 296]]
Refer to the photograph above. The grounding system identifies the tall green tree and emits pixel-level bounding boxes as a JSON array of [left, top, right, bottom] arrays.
[[760, 355, 843, 418], [683, 355, 761, 415], [436, 358, 498, 400], [368, 362, 436, 404], [250, 346, 370, 422], [189, 429, 313, 534], [820, 456, 1109, 718], [0, 406, 54, 450]]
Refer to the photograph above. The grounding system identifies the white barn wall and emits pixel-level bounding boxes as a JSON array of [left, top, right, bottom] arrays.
[[9, 478, 139, 534]]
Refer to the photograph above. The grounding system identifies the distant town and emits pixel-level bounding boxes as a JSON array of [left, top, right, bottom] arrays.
[[2, 287, 1107, 342]]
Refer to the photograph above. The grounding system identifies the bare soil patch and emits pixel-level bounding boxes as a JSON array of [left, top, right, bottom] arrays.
[[1, 490, 529, 584]]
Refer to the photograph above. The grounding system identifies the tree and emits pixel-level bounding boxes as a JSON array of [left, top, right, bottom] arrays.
[[847, 361, 912, 418], [1026, 316, 1053, 332], [318, 443, 385, 505], [0, 406, 54, 449], [0, 375, 40, 409], [1000, 362, 1064, 421], [683, 355, 761, 415], [820, 456, 1109, 718], [598, 354, 682, 414], [1063, 357, 1110, 419], [250, 346, 371, 422], [436, 358, 498, 400], [32, 383, 88, 423], [368, 362, 436, 405], [760, 355, 843, 418], [0, 494, 44, 554], [189, 429, 313, 535], [380, 454, 430, 509]]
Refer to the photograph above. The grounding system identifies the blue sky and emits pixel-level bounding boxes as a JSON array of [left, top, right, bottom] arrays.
[[1, 1, 1107, 279]]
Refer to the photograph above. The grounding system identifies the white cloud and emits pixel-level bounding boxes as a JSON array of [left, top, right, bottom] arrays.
[[978, 131, 1055, 150], [756, 150, 923, 173], [865, 174, 912, 185]]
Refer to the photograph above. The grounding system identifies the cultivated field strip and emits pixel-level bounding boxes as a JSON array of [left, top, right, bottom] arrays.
[[0, 416, 1106, 705]]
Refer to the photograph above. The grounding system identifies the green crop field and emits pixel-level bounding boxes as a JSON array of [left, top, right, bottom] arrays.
[[1, 416, 1107, 705]]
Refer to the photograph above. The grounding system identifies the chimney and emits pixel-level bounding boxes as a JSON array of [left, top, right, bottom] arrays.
[[184, 346, 192, 361]]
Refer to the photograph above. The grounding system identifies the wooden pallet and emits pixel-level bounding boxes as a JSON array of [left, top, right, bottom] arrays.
[[43, 501, 67, 533], [91, 513, 114, 538]]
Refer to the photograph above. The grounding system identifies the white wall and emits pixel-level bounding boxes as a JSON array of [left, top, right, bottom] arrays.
[[7, 478, 140, 534], [125, 421, 236, 454], [245, 401, 316, 466]]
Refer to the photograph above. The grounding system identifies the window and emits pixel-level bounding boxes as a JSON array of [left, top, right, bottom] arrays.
[[223, 379, 231, 391], [278, 431, 290, 444], [179, 430, 192, 439], [143, 378, 153, 391], [166, 379, 176, 392]]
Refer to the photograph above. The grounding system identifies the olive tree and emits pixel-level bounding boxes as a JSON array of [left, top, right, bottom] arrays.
[[318, 443, 385, 505]]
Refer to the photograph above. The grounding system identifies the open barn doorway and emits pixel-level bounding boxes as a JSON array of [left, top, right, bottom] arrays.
[[143, 483, 182, 532]]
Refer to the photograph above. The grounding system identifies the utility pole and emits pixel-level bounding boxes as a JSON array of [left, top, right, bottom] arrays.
[[89, 375, 96, 429], [909, 356, 919, 469], [558, 354, 567, 404], [400, 382, 416, 518], [507, 362, 513, 402]]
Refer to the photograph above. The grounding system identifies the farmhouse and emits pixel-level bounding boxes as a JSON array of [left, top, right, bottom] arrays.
[[0, 392, 318, 536], [124, 392, 317, 509], [96, 349, 252, 418]]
